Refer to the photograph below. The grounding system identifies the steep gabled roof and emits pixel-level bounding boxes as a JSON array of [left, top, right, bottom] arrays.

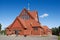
[[19, 8, 38, 21], [6, 16, 28, 29], [17, 17, 41, 28], [6, 8, 42, 29]]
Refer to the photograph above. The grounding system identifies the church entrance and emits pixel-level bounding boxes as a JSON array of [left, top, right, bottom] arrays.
[[14, 30, 20, 36]]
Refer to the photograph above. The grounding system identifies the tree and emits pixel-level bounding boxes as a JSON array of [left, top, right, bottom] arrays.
[[59, 26, 60, 32], [59, 26, 60, 35], [51, 27, 59, 36], [0, 24, 2, 31], [0, 24, 2, 34], [1, 30, 6, 35]]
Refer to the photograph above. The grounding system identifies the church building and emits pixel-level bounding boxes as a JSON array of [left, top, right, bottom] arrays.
[[6, 8, 52, 36]]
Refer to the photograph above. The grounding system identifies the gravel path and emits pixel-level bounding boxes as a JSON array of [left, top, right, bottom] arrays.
[[0, 35, 58, 40]]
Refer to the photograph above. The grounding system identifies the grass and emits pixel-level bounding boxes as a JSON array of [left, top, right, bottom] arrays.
[[58, 36, 60, 40]]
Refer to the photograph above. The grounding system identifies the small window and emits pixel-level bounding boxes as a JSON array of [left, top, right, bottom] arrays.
[[33, 27, 38, 31], [21, 12, 30, 20], [24, 28, 27, 30]]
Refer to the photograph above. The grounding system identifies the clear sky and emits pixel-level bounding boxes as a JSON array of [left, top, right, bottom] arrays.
[[0, 0, 60, 30]]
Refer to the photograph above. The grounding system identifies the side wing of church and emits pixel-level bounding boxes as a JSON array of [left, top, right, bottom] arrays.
[[6, 8, 52, 36]]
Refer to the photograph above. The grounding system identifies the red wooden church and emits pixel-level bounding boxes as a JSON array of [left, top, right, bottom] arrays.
[[6, 8, 52, 36]]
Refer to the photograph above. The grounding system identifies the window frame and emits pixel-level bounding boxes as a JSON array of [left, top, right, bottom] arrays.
[[21, 12, 30, 20], [32, 27, 38, 31]]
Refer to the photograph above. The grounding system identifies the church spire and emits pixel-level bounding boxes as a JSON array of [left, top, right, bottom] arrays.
[[28, 2, 30, 10]]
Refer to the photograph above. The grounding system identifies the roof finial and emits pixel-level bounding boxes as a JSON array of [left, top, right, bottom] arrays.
[[28, 2, 30, 10]]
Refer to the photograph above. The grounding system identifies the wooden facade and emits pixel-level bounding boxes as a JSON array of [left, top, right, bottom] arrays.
[[6, 8, 52, 36]]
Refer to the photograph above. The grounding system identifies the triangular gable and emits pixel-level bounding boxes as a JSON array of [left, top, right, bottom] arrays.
[[19, 8, 33, 19], [6, 16, 28, 29], [8, 17, 24, 30], [6, 8, 40, 29], [19, 8, 38, 20]]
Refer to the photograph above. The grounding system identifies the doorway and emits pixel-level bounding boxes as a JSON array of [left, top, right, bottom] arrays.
[[14, 30, 20, 36]]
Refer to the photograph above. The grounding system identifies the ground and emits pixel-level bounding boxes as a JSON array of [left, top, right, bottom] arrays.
[[0, 35, 58, 40]]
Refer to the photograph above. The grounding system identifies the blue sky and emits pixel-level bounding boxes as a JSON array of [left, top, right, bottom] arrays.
[[0, 0, 60, 30]]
